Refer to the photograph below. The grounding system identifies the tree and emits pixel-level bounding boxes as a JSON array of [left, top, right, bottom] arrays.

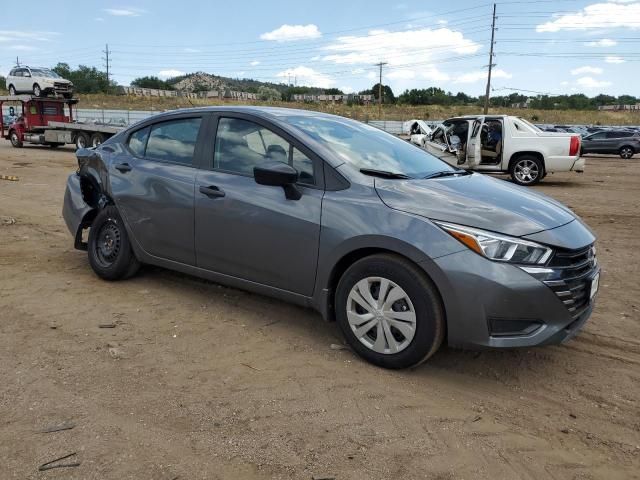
[[131, 76, 174, 90], [51, 62, 114, 94], [0, 75, 6, 91], [257, 86, 281, 101], [323, 88, 344, 95], [367, 83, 395, 104]]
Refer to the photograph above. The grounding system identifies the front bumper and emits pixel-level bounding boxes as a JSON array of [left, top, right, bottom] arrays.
[[428, 247, 599, 349]]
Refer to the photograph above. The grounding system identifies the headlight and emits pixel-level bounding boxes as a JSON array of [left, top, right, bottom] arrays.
[[434, 221, 553, 265]]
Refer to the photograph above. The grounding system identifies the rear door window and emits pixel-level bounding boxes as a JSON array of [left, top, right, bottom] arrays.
[[606, 131, 632, 138], [145, 118, 202, 165], [127, 126, 150, 157]]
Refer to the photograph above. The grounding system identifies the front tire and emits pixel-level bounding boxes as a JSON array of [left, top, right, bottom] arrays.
[[8, 84, 17, 96], [9, 131, 23, 148], [88, 206, 140, 281], [335, 254, 445, 369], [510, 155, 543, 186], [620, 146, 635, 159]]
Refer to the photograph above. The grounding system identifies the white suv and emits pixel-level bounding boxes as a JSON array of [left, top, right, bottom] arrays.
[[7, 66, 74, 98]]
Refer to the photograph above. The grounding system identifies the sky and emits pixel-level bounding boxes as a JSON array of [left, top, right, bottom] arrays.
[[1, 0, 639, 97]]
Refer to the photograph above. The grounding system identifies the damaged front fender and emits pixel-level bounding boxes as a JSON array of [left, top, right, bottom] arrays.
[[62, 173, 96, 250]]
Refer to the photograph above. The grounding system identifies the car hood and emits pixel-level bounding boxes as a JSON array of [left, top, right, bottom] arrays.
[[374, 173, 576, 237]]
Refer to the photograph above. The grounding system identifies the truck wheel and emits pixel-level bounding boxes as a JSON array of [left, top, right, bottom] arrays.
[[63, 92, 73, 99], [33, 84, 42, 97], [91, 133, 105, 147], [9, 131, 23, 148], [510, 156, 543, 186], [75, 133, 89, 150], [619, 146, 635, 159], [9, 85, 17, 96]]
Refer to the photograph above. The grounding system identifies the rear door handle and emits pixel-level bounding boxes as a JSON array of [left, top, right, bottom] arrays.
[[115, 162, 132, 173], [199, 185, 225, 198]]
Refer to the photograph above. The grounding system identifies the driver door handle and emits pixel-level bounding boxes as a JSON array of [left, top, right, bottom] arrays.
[[114, 162, 132, 173], [199, 185, 225, 198]]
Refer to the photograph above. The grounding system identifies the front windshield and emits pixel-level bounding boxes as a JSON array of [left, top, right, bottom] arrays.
[[31, 69, 61, 78], [286, 115, 455, 178]]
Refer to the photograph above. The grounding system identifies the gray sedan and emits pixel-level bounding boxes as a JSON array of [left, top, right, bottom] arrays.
[[63, 107, 600, 368]]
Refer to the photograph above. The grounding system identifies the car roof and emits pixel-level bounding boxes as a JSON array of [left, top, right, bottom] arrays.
[[142, 105, 343, 123]]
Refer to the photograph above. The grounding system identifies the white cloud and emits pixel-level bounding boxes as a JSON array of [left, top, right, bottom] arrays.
[[183, 48, 201, 53], [454, 68, 512, 84], [576, 76, 612, 88], [250, 60, 260, 66], [95, 17, 105, 22], [0, 30, 59, 42], [276, 66, 334, 88], [158, 69, 185, 79], [605, 55, 625, 63], [103, 8, 145, 17], [585, 38, 617, 47], [321, 27, 479, 87], [437, 19, 449, 25], [260, 24, 321, 42], [340, 85, 355, 93], [561, 81, 570, 85], [536, 2, 640, 32], [351, 68, 365, 75], [11, 45, 37, 51], [571, 65, 603, 75]]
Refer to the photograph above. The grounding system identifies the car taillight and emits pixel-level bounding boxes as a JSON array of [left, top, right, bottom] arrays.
[[569, 136, 580, 156]]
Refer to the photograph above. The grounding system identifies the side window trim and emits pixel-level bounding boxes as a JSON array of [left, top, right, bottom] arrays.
[[208, 113, 325, 190], [126, 125, 150, 158]]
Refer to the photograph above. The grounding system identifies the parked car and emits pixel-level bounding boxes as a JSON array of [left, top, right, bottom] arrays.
[[423, 115, 583, 186], [581, 130, 640, 159], [403, 119, 433, 147], [63, 107, 599, 369], [7, 66, 74, 98]]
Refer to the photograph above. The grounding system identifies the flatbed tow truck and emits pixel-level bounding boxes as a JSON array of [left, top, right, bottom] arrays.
[[0, 95, 123, 149]]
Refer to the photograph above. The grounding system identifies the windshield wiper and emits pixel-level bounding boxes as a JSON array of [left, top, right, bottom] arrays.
[[424, 170, 470, 179], [360, 168, 411, 179]]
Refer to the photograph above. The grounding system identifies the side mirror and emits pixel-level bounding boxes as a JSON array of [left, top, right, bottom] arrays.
[[254, 161, 301, 200]]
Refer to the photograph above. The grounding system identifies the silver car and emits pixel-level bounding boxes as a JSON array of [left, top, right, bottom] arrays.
[[63, 107, 600, 369]]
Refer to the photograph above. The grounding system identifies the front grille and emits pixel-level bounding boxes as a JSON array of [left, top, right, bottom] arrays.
[[543, 245, 598, 319], [54, 82, 71, 91]]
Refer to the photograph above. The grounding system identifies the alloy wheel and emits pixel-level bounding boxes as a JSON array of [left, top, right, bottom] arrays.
[[346, 276, 417, 354], [514, 159, 540, 184], [621, 147, 634, 159]]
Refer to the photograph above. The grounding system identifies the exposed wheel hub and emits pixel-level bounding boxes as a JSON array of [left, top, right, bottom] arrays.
[[95, 222, 121, 265]]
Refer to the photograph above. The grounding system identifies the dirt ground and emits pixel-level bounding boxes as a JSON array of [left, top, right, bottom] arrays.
[[0, 141, 639, 480]]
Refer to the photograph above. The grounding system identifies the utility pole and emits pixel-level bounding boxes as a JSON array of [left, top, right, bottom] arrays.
[[374, 61, 387, 117], [16, 56, 20, 66], [102, 43, 111, 92], [483, 3, 497, 114]]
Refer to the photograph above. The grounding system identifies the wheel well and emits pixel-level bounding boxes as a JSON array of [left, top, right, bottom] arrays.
[[509, 151, 545, 171], [620, 145, 635, 152], [325, 247, 446, 324]]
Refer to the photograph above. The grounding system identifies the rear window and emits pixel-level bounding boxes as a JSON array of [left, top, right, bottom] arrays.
[[127, 126, 150, 157], [607, 131, 633, 138], [145, 118, 202, 165]]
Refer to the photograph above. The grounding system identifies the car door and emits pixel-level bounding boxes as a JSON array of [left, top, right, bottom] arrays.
[[13, 68, 26, 92], [465, 118, 483, 168], [424, 125, 457, 165], [583, 132, 606, 153], [194, 114, 323, 296], [109, 114, 206, 265]]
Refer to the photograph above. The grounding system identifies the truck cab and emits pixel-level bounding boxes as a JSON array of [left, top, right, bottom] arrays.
[[423, 115, 583, 186]]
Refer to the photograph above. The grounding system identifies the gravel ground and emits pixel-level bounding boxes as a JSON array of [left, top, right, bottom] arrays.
[[0, 142, 639, 480]]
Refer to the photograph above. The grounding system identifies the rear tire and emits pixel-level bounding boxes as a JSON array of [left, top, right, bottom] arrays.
[[75, 132, 89, 150], [335, 254, 445, 369], [88, 206, 140, 281], [510, 155, 543, 186], [8, 85, 17, 96], [33, 83, 42, 97], [91, 132, 105, 147], [619, 146, 635, 159]]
